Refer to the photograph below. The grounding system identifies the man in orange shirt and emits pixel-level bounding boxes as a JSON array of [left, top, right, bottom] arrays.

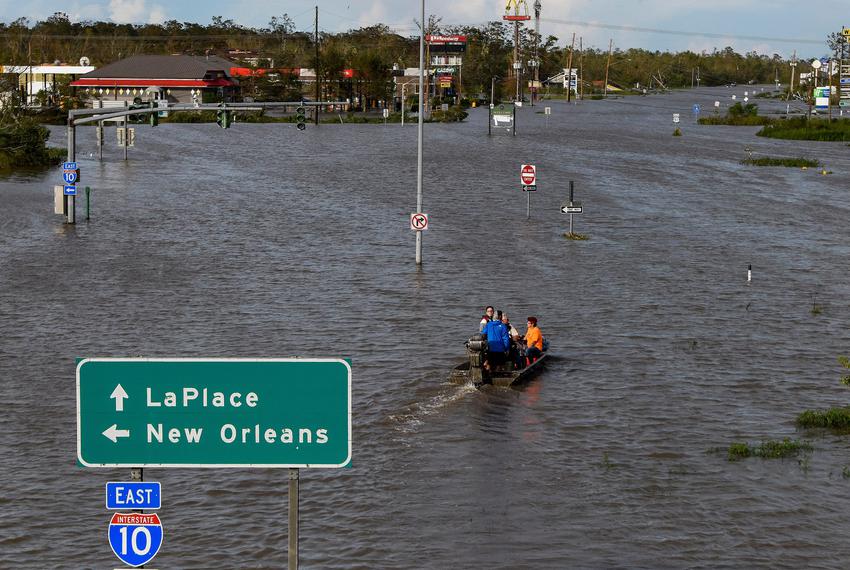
[[524, 316, 544, 364]]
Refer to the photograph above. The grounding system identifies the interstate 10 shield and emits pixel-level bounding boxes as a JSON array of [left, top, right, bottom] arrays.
[[108, 512, 163, 567]]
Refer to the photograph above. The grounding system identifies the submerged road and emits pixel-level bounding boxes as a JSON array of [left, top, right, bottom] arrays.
[[1, 86, 849, 568]]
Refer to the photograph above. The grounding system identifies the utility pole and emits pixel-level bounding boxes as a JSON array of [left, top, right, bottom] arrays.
[[829, 58, 834, 120], [579, 37, 584, 100], [532, 0, 541, 105], [603, 39, 613, 98], [788, 50, 797, 102], [314, 6, 320, 125], [566, 33, 575, 103], [514, 21, 521, 101]]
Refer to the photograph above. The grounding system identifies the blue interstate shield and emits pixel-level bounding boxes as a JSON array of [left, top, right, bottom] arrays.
[[108, 512, 163, 567]]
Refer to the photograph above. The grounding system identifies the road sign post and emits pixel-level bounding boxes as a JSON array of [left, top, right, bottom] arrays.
[[560, 180, 584, 235], [521, 164, 537, 219], [79, 358, 350, 570]]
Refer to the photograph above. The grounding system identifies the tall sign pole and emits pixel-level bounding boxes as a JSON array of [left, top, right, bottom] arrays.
[[314, 6, 320, 126], [65, 119, 76, 224], [416, 0, 425, 265]]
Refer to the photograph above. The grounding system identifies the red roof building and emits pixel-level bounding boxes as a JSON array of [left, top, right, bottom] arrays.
[[71, 54, 240, 105]]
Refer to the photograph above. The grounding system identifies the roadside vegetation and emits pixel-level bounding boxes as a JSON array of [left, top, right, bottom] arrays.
[[741, 157, 820, 167], [796, 407, 850, 433], [724, 439, 813, 461], [794, 358, 850, 434], [698, 102, 772, 126], [757, 117, 850, 141], [0, 87, 65, 171]]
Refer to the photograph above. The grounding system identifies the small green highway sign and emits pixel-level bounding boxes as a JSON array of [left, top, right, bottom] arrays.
[[76, 358, 351, 468]]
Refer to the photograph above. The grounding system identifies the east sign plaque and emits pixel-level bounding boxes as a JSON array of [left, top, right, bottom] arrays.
[[76, 358, 351, 468]]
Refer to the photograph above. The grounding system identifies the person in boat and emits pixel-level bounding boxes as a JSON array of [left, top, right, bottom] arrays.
[[479, 306, 495, 333], [483, 314, 511, 369], [501, 313, 522, 369], [524, 316, 544, 364], [501, 313, 520, 341]]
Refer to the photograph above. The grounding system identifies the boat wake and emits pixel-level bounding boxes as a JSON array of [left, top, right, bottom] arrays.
[[388, 382, 477, 433]]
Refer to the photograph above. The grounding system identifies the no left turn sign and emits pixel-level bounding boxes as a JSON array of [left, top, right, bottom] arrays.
[[410, 213, 429, 231]]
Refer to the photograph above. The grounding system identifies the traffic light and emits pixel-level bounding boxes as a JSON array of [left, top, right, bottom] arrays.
[[216, 108, 231, 129], [295, 106, 306, 130], [149, 101, 158, 127]]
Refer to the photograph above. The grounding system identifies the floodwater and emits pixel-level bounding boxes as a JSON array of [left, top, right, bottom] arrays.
[[2, 87, 850, 569]]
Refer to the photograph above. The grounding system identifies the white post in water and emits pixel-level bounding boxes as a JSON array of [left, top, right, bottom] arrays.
[[415, 0, 425, 265], [748, 264, 752, 284]]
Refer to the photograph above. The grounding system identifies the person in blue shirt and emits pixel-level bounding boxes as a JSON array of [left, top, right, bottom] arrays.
[[483, 316, 511, 370]]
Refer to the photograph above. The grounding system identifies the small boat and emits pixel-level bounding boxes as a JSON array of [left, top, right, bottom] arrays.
[[449, 334, 548, 388]]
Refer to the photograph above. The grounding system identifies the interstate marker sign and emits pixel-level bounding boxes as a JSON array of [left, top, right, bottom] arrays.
[[108, 512, 163, 567], [77, 358, 352, 468]]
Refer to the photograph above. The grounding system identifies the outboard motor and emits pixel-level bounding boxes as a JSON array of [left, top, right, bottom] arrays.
[[465, 333, 488, 384]]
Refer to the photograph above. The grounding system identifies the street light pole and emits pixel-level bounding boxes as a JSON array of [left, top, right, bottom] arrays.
[[416, 0, 425, 265]]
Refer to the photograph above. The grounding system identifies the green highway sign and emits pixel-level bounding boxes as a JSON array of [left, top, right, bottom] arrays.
[[76, 358, 351, 468]]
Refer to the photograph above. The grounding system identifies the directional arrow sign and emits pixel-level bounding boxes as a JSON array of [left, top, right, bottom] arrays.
[[77, 358, 351, 468], [111, 384, 128, 411], [102, 424, 131, 443]]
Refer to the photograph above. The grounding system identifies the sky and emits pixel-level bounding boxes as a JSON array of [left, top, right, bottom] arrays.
[[1, 0, 844, 58]]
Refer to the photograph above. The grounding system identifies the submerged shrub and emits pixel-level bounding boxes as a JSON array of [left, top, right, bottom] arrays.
[[727, 438, 812, 461]]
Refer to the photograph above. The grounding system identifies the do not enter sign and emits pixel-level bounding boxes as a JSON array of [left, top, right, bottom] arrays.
[[410, 213, 429, 231], [520, 164, 536, 186]]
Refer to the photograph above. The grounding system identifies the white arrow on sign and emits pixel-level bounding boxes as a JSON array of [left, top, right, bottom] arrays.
[[110, 384, 128, 411], [102, 424, 130, 443]]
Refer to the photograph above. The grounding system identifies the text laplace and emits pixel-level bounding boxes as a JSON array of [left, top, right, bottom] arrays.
[[146, 387, 258, 408]]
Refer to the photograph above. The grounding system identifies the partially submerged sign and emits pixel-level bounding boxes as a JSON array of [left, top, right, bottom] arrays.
[[77, 358, 352, 468], [492, 104, 513, 127]]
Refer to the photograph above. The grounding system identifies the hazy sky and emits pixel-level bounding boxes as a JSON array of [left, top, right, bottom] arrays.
[[2, 0, 843, 58]]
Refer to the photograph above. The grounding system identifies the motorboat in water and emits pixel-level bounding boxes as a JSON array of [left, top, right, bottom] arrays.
[[449, 333, 548, 387]]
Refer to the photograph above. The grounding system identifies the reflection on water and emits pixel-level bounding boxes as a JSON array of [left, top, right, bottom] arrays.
[[1, 86, 850, 568]]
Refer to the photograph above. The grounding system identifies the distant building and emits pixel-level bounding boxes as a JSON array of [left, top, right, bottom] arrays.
[[0, 63, 96, 106], [70, 54, 239, 105]]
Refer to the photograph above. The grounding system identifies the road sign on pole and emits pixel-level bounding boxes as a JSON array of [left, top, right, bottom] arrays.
[[410, 212, 429, 231], [106, 481, 161, 510], [64, 185, 77, 196], [108, 512, 163, 567], [76, 358, 352, 468], [560, 202, 583, 214], [520, 164, 536, 186]]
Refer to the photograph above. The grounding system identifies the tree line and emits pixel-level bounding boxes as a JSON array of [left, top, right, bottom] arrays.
[[0, 12, 836, 106]]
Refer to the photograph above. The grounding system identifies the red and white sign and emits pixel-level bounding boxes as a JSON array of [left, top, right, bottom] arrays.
[[520, 164, 536, 186], [410, 212, 429, 231], [426, 35, 467, 45]]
